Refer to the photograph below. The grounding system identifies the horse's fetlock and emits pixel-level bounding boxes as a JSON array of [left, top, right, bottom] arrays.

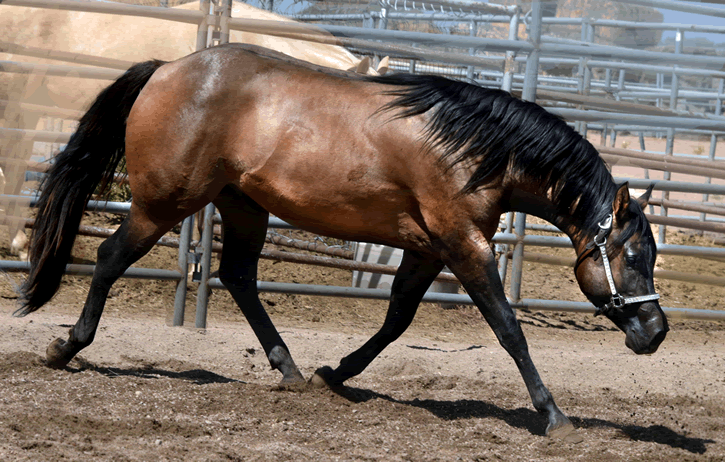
[[268, 345, 290, 370]]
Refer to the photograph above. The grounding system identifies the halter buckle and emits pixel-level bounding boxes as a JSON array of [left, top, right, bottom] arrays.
[[611, 293, 625, 309]]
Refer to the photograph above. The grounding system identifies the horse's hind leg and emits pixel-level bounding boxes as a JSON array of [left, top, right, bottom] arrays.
[[313, 250, 444, 387], [46, 206, 174, 368], [214, 187, 305, 385]]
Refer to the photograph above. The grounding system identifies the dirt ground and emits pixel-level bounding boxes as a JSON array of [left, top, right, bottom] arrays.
[[0, 208, 724, 461]]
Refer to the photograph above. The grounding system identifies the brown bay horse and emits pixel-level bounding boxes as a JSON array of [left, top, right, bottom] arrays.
[[18, 43, 667, 440]]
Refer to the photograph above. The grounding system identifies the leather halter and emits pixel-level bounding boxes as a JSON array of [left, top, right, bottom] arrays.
[[574, 214, 660, 316]]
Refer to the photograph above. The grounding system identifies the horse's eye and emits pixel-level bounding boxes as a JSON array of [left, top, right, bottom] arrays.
[[625, 253, 638, 265]]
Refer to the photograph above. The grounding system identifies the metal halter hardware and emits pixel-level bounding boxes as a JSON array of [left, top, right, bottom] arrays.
[[590, 214, 660, 316]]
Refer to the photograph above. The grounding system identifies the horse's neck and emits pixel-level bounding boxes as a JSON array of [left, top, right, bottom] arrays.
[[505, 186, 596, 251]]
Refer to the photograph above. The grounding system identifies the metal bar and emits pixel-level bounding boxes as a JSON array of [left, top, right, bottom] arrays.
[[196, 0, 212, 50], [660, 29, 683, 243], [702, 78, 724, 224], [203, 279, 725, 322], [0, 42, 133, 70], [173, 215, 194, 327], [597, 145, 725, 171], [0, 100, 83, 119], [541, 17, 725, 33], [0, 127, 72, 143], [499, 10, 519, 93], [649, 198, 725, 217], [194, 203, 216, 329], [547, 109, 725, 131], [223, 18, 725, 68], [0, 60, 122, 80], [0, 261, 182, 280], [510, 0, 542, 302], [600, 154, 725, 180], [0, 0, 203, 24], [619, 0, 725, 18]]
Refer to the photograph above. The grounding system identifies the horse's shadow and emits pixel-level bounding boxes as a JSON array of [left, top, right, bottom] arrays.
[[329, 385, 714, 454], [66, 360, 239, 385], [58, 360, 715, 454]]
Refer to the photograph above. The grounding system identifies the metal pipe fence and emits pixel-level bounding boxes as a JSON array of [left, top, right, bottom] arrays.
[[2, 0, 725, 327]]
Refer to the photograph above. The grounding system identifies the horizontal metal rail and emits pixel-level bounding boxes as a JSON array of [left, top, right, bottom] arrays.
[[550, 109, 725, 132], [0, 60, 123, 80], [0, 100, 83, 119], [201, 279, 725, 322], [0, 261, 182, 280], [0, 0, 203, 25], [0, 41, 134, 70]]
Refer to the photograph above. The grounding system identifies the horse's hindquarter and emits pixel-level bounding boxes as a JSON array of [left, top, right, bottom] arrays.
[[126, 45, 480, 253]]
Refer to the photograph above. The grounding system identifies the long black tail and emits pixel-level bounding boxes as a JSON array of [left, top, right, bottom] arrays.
[[17, 59, 166, 315]]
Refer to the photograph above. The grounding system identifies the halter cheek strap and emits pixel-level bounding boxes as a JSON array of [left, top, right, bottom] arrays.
[[588, 214, 660, 316]]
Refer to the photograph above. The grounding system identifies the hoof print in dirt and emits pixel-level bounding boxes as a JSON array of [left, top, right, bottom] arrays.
[[271, 380, 309, 393]]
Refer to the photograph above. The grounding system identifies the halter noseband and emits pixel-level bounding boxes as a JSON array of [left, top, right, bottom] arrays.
[[576, 214, 660, 316]]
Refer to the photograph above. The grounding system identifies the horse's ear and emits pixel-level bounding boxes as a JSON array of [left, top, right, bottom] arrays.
[[353, 56, 371, 75], [613, 183, 631, 225], [636, 183, 655, 208], [376, 56, 390, 75]]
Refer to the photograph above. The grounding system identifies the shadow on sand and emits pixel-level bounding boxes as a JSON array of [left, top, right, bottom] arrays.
[[326, 384, 714, 454]]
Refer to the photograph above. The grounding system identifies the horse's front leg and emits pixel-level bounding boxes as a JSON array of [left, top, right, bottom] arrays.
[[443, 237, 576, 440]]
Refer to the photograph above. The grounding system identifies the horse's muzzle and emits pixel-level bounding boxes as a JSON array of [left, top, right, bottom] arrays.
[[625, 325, 667, 355]]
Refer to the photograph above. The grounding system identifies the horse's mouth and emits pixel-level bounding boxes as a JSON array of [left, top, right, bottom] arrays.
[[625, 329, 666, 355]]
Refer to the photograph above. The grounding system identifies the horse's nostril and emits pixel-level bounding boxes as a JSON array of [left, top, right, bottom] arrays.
[[651, 329, 667, 349]]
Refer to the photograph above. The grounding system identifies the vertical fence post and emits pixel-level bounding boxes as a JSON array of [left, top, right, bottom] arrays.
[[659, 29, 683, 244], [195, 203, 216, 328], [580, 22, 594, 139], [575, 18, 589, 134], [601, 67, 612, 145], [466, 20, 477, 80], [497, 7, 520, 285], [701, 78, 724, 224], [510, 0, 542, 303], [196, 0, 212, 51], [173, 215, 194, 326], [500, 9, 519, 93], [610, 67, 626, 147]]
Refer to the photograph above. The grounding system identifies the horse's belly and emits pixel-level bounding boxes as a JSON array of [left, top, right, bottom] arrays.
[[242, 185, 430, 250]]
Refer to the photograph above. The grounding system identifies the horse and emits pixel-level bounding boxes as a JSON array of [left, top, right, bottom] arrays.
[[17, 43, 668, 440]]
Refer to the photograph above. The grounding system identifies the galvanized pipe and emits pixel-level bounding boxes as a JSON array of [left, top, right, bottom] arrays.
[[203, 279, 725, 322], [510, 0, 543, 302], [194, 203, 216, 329], [173, 215, 194, 326], [702, 78, 725, 224]]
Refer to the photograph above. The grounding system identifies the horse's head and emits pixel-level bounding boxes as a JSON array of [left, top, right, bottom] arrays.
[[574, 184, 668, 355]]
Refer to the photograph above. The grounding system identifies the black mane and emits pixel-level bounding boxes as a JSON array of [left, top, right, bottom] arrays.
[[369, 73, 646, 240]]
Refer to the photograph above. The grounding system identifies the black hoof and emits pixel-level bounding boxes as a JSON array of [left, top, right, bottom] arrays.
[[45, 338, 74, 369], [309, 366, 343, 389], [546, 419, 583, 444]]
